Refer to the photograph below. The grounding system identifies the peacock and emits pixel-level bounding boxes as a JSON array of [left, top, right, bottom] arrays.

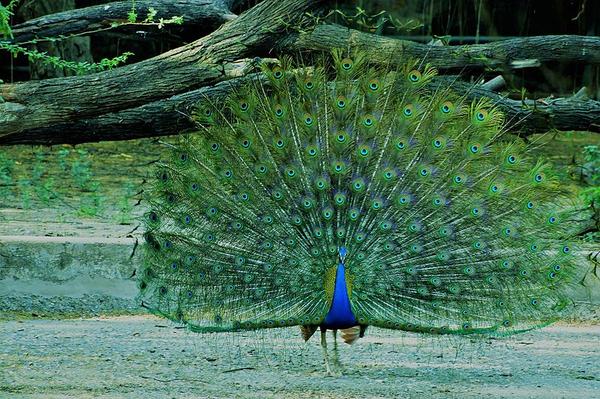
[[138, 50, 588, 374]]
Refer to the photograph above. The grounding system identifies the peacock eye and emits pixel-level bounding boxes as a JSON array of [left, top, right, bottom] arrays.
[[369, 81, 379, 91], [273, 68, 283, 79], [507, 155, 516, 164], [240, 102, 249, 111], [341, 58, 353, 70], [305, 81, 314, 89], [408, 70, 421, 82], [474, 109, 488, 122], [470, 145, 479, 153]]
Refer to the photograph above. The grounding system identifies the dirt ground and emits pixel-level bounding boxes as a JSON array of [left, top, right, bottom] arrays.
[[1, 315, 598, 399]]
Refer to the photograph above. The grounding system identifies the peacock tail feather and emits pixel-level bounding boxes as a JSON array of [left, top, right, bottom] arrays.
[[138, 50, 584, 337]]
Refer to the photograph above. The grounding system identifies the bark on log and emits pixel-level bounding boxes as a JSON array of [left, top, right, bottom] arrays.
[[9, 0, 238, 43], [0, 0, 325, 139], [287, 24, 600, 70]]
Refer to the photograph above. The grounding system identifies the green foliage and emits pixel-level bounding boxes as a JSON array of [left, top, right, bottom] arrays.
[[0, 41, 134, 74], [0, 0, 20, 39], [1, 0, 183, 75]]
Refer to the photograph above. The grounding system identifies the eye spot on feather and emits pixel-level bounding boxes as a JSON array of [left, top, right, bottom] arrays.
[[530, 298, 539, 306], [408, 70, 421, 83], [272, 67, 284, 79], [440, 101, 453, 114], [341, 58, 353, 70], [274, 105, 284, 117]]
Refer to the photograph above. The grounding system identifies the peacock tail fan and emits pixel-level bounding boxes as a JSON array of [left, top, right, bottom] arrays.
[[138, 50, 586, 338]]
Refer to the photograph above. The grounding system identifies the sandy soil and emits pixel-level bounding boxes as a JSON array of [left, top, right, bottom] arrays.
[[1, 315, 598, 399]]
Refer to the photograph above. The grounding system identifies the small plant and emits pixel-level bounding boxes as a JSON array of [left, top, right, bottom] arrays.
[[0, 152, 15, 203], [18, 179, 32, 209], [0, 152, 14, 185], [57, 148, 70, 172], [581, 145, 600, 186], [115, 182, 135, 225], [77, 181, 104, 217], [71, 149, 93, 191]]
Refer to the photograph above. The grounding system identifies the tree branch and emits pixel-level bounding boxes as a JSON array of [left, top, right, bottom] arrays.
[[9, 0, 238, 43], [287, 24, 600, 70]]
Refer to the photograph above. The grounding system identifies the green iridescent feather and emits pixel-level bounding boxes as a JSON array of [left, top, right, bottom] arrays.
[[138, 50, 585, 337]]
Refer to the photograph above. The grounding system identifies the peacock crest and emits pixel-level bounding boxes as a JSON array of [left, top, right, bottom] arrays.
[[138, 50, 583, 356]]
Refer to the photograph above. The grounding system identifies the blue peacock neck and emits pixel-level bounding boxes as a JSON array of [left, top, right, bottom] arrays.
[[322, 247, 358, 329]]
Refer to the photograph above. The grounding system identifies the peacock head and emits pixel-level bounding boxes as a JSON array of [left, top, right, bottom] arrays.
[[339, 246, 348, 263]]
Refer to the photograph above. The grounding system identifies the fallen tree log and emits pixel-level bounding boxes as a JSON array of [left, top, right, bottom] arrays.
[[1, 69, 598, 146]]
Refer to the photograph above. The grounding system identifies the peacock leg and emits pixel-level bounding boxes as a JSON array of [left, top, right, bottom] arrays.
[[332, 329, 342, 369], [320, 329, 332, 375]]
